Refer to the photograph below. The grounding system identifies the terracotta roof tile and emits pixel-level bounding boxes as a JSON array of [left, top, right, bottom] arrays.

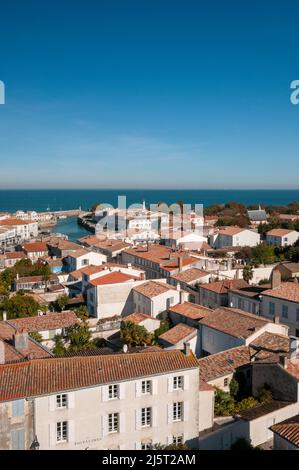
[[7, 311, 79, 333], [89, 271, 139, 286], [133, 281, 176, 298], [169, 302, 212, 320], [266, 228, 297, 237], [158, 324, 197, 345], [23, 242, 48, 253], [198, 346, 251, 382], [170, 268, 209, 283], [262, 282, 299, 303], [200, 279, 249, 294], [270, 415, 299, 447], [0, 350, 199, 401]]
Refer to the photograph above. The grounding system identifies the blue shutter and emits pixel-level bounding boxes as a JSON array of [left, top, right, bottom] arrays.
[[11, 429, 25, 450], [12, 399, 24, 417]]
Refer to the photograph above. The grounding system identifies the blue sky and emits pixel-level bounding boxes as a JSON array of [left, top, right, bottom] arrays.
[[0, 0, 298, 189]]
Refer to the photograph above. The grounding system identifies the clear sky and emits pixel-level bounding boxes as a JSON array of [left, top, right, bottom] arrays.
[[0, 0, 298, 189]]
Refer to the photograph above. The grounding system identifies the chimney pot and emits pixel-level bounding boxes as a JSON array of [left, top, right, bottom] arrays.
[[184, 342, 191, 356], [0, 340, 5, 364], [271, 268, 281, 290], [2, 311, 7, 321]]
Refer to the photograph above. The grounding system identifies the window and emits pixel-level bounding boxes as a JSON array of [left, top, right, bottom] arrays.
[[173, 376, 183, 390], [224, 378, 229, 387], [173, 402, 183, 422], [56, 394, 68, 408], [296, 309, 299, 323], [141, 407, 152, 427], [108, 413, 119, 433], [108, 384, 119, 400], [82, 259, 89, 266], [282, 305, 288, 319], [173, 435, 183, 445], [269, 302, 275, 316], [56, 421, 68, 442], [12, 399, 24, 417], [141, 380, 151, 395], [11, 429, 25, 450]]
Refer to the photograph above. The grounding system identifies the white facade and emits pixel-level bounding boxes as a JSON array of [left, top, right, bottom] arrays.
[[261, 295, 299, 337], [34, 369, 200, 450], [133, 285, 184, 318], [266, 231, 299, 247], [66, 251, 107, 272], [211, 229, 260, 249]]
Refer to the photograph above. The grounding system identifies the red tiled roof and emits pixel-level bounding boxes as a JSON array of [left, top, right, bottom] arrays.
[[170, 268, 209, 283], [16, 274, 58, 284], [7, 311, 78, 333], [217, 226, 245, 236], [266, 228, 296, 237], [158, 323, 197, 345], [199, 307, 268, 338], [262, 282, 299, 303], [200, 279, 249, 294], [89, 271, 139, 286], [198, 346, 251, 382], [169, 302, 212, 320], [4, 252, 26, 260], [0, 350, 199, 401], [124, 313, 158, 325], [0, 218, 35, 226], [270, 415, 299, 447], [23, 242, 48, 253], [249, 332, 289, 361], [133, 281, 176, 298]]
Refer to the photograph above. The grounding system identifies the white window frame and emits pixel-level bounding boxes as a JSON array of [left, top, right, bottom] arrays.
[[173, 376, 183, 390], [56, 421, 68, 443], [108, 413, 119, 434], [172, 435, 183, 445], [141, 380, 152, 395], [173, 402, 183, 422], [56, 394, 68, 409], [108, 384, 119, 400], [141, 407, 152, 428]]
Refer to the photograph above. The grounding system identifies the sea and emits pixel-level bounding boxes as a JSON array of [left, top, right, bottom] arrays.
[[0, 189, 298, 241]]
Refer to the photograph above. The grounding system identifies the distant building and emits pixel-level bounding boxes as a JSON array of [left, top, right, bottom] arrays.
[[266, 229, 299, 247], [247, 207, 267, 225], [210, 227, 260, 249]]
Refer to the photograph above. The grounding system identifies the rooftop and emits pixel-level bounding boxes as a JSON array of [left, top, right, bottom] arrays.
[[249, 331, 289, 361], [170, 267, 209, 283], [200, 279, 249, 294], [89, 271, 139, 286], [22, 242, 48, 253], [0, 350, 199, 401], [124, 312, 158, 325], [217, 226, 245, 236], [199, 307, 268, 339], [158, 323, 197, 345], [169, 302, 212, 320], [198, 346, 251, 382], [266, 228, 297, 237], [270, 414, 299, 447], [6, 311, 79, 333], [133, 280, 176, 298], [237, 400, 293, 421], [262, 282, 299, 303]]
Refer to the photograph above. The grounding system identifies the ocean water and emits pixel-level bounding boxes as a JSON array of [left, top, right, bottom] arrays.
[[0, 189, 299, 213]]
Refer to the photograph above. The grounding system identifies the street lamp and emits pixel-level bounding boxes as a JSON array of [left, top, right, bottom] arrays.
[[30, 435, 40, 450]]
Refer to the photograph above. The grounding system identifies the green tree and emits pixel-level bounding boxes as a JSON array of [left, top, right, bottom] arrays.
[[67, 322, 95, 352], [0, 294, 42, 319], [55, 294, 69, 312], [243, 264, 254, 283], [53, 334, 66, 356], [121, 321, 153, 346], [230, 438, 254, 451], [229, 378, 239, 398], [252, 244, 276, 265], [74, 305, 89, 321]]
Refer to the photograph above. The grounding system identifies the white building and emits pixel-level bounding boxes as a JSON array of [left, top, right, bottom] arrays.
[[64, 249, 107, 272], [266, 229, 299, 247], [0, 350, 201, 449], [210, 227, 260, 249]]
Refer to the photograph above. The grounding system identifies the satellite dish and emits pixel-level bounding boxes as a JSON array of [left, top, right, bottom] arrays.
[[123, 344, 128, 353]]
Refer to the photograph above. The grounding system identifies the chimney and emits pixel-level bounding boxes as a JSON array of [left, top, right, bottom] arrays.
[[279, 354, 288, 369], [184, 342, 191, 356], [273, 315, 280, 324], [0, 340, 5, 364], [127, 263, 132, 268], [271, 268, 281, 290], [140, 272, 145, 280], [2, 310, 7, 321], [13, 330, 28, 351], [289, 336, 299, 361], [178, 256, 183, 272], [176, 282, 181, 291]]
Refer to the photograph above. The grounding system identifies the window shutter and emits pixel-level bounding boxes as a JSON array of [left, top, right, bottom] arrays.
[[49, 395, 56, 411], [135, 381, 141, 398], [119, 412, 126, 433], [102, 415, 108, 437], [12, 399, 24, 417], [68, 392, 75, 409], [49, 423, 56, 447], [183, 375, 189, 391], [135, 409, 141, 430], [68, 420, 75, 443], [183, 401, 189, 422], [167, 404, 173, 424], [152, 379, 158, 395], [168, 377, 173, 393], [135, 441, 141, 450], [119, 383, 125, 400], [152, 406, 158, 427], [11, 429, 25, 450], [102, 386, 108, 402]]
